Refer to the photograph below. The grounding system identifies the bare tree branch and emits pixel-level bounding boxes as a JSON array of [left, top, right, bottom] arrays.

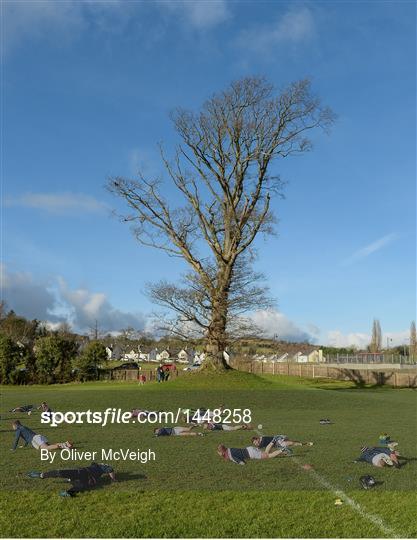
[[108, 76, 334, 368]]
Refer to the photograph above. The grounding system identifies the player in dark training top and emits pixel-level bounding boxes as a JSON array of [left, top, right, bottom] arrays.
[[27, 462, 116, 497]]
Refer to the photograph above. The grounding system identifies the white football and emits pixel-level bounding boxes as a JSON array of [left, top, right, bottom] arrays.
[[257, 424, 262, 430]]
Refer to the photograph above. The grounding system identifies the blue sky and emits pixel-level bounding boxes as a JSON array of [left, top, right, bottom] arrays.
[[2, 0, 415, 347]]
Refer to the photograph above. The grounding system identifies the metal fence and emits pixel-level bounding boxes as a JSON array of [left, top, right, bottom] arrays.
[[323, 354, 416, 365]]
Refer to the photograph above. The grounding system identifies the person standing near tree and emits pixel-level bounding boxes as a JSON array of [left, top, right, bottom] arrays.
[[163, 366, 170, 381]]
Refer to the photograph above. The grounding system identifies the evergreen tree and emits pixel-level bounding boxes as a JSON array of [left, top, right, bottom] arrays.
[[0, 334, 22, 383], [410, 321, 417, 357], [35, 335, 78, 383], [370, 319, 382, 352], [76, 341, 108, 381]]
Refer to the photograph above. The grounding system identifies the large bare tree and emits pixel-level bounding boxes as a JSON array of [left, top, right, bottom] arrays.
[[108, 77, 334, 369]]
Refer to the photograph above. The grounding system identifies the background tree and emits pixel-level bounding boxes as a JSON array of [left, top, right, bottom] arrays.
[[0, 334, 21, 384], [35, 335, 78, 384], [109, 77, 334, 369], [0, 310, 42, 347], [88, 320, 103, 340], [76, 341, 108, 381], [55, 321, 75, 338], [369, 318, 382, 353], [113, 326, 142, 358], [410, 320, 417, 357]]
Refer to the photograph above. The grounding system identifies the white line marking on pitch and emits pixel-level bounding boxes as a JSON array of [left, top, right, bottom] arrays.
[[292, 456, 400, 538], [254, 429, 400, 538]]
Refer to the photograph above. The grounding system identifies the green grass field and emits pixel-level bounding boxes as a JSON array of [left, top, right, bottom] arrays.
[[1, 372, 416, 538]]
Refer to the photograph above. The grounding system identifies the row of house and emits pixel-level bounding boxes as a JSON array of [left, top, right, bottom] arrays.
[[105, 342, 324, 365], [106, 345, 204, 364], [251, 348, 325, 363], [106, 345, 232, 366]]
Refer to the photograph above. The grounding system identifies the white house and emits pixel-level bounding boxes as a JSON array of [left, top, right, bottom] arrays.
[[123, 349, 140, 361], [158, 349, 171, 362], [293, 349, 325, 363], [177, 349, 187, 363]]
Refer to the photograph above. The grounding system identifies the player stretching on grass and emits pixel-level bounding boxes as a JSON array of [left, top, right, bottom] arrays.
[[252, 435, 313, 455], [11, 420, 72, 452], [37, 401, 53, 420], [217, 443, 285, 464], [354, 446, 401, 468], [27, 463, 116, 497], [154, 426, 204, 437], [203, 422, 252, 432], [9, 404, 35, 415]]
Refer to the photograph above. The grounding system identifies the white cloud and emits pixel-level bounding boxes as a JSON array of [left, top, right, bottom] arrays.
[[3, 0, 227, 56], [157, 0, 230, 29], [236, 7, 315, 54], [326, 330, 370, 349], [3, 0, 133, 55], [6, 192, 108, 215], [249, 309, 314, 342], [326, 329, 408, 348], [341, 233, 397, 266], [56, 278, 146, 333], [0, 263, 60, 322], [1, 265, 146, 333]]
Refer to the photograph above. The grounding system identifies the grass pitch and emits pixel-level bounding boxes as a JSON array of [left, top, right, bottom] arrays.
[[1, 372, 416, 537]]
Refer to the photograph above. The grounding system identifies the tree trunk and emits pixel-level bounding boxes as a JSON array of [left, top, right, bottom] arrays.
[[202, 291, 229, 371]]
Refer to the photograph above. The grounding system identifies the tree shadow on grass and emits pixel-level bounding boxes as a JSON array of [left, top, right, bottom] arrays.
[[314, 369, 401, 390]]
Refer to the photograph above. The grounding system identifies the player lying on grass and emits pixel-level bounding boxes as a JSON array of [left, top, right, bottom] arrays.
[[9, 404, 35, 414], [10, 402, 53, 418], [37, 401, 53, 419], [203, 422, 252, 431], [252, 435, 313, 455], [154, 426, 204, 437], [354, 446, 401, 468], [378, 434, 399, 451], [217, 443, 285, 464], [11, 420, 73, 452], [27, 462, 116, 497]]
